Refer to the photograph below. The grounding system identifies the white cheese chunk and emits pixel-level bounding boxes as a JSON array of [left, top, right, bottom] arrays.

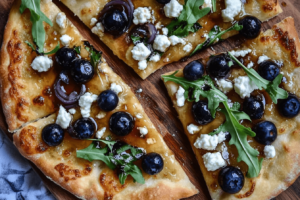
[[133, 7, 151, 25], [56, 105, 72, 129], [187, 124, 201, 134], [176, 86, 186, 107], [257, 55, 270, 64], [247, 61, 254, 68], [131, 43, 151, 61], [183, 43, 193, 53], [31, 56, 53, 72], [138, 60, 148, 70], [110, 83, 123, 94], [136, 113, 143, 119], [230, 49, 252, 57], [164, 0, 183, 18], [56, 12, 67, 29], [162, 27, 169, 36], [153, 35, 171, 52], [96, 111, 106, 119], [264, 145, 276, 159], [60, 34, 72, 46], [90, 17, 98, 26], [216, 79, 233, 93], [169, 35, 186, 46], [79, 92, 98, 118], [137, 126, 148, 137], [149, 53, 161, 62], [202, 152, 227, 171], [68, 108, 76, 115], [222, 0, 242, 22], [194, 132, 226, 150], [203, 0, 212, 10], [91, 22, 105, 36], [96, 127, 106, 139], [234, 76, 258, 99]]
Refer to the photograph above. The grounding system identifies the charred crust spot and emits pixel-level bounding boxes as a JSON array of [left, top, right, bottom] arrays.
[[19, 126, 48, 154], [210, 182, 218, 191], [279, 127, 285, 134], [100, 171, 127, 199], [236, 180, 256, 198], [54, 163, 92, 182], [283, 144, 290, 152], [260, 36, 270, 43], [16, 98, 29, 121], [63, 150, 71, 157], [262, 0, 277, 12], [33, 96, 45, 106]]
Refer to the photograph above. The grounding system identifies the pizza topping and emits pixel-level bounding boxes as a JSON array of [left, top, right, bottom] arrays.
[[233, 76, 258, 99], [163, 0, 183, 18], [242, 96, 264, 119], [131, 43, 151, 61], [149, 53, 161, 62], [218, 166, 244, 194], [55, 47, 76, 70], [56, 105, 72, 129], [278, 94, 300, 118], [42, 123, 65, 147], [253, 121, 277, 145], [221, 0, 242, 22], [31, 55, 53, 72], [130, 23, 158, 45], [187, 124, 201, 134], [264, 145, 276, 159], [90, 18, 98, 26], [194, 132, 226, 150], [192, 101, 214, 125], [229, 49, 252, 58], [162, 27, 169, 35], [109, 112, 135, 136], [69, 118, 96, 139], [215, 79, 233, 93], [202, 152, 226, 171], [183, 43, 193, 52], [84, 43, 102, 69], [96, 111, 107, 119], [142, 153, 164, 175], [137, 126, 148, 137], [138, 60, 148, 70], [79, 92, 98, 118], [238, 16, 262, 39], [110, 83, 123, 95], [156, 0, 171, 4], [257, 55, 270, 64], [60, 34, 72, 46], [71, 59, 95, 84], [68, 108, 76, 115], [183, 61, 205, 81], [133, 7, 151, 25], [207, 54, 231, 79], [247, 61, 254, 68], [176, 86, 186, 107], [56, 12, 67, 29], [169, 35, 186, 46], [153, 35, 171, 52], [97, 90, 119, 112], [95, 127, 106, 139], [258, 60, 280, 81]]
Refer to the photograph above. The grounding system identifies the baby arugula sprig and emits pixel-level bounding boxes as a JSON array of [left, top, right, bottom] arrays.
[[77, 137, 145, 185], [20, 0, 60, 54], [162, 72, 262, 178]]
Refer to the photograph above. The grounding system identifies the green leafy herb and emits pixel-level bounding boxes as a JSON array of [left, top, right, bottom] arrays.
[[85, 46, 102, 69], [77, 139, 145, 185], [74, 46, 81, 54], [228, 52, 288, 103], [209, 102, 263, 178], [166, 0, 211, 38], [131, 35, 141, 44], [212, 0, 217, 12], [190, 23, 243, 56]]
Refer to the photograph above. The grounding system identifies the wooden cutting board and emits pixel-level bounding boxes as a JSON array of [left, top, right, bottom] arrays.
[[1, 0, 300, 199]]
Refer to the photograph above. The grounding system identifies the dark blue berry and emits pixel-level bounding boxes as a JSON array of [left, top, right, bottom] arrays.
[[238, 16, 261, 39], [42, 123, 64, 146], [142, 153, 164, 175], [278, 94, 300, 118], [253, 121, 277, 145], [71, 59, 94, 84], [183, 61, 205, 81], [207, 54, 231, 79], [243, 96, 264, 119], [218, 166, 244, 194], [156, 0, 171, 4], [192, 101, 213, 125], [55, 47, 76, 70], [102, 10, 127, 36], [97, 90, 119, 112], [258, 60, 280, 81], [70, 118, 95, 139], [109, 112, 134, 136]]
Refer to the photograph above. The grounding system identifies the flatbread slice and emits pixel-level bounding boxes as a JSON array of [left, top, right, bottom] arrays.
[[162, 17, 300, 199], [60, 0, 282, 79]]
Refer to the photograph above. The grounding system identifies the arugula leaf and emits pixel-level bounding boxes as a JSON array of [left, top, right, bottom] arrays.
[[162, 71, 227, 117], [131, 35, 141, 44], [124, 164, 145, 184], [26, 40, 60, 55], [167, 0, 210, 38], [209, 102, 263, 178], [74, 46, 81, 54], [212, 0, 217, 12], [228, 52, 288, 103], [190, 23, 243, 56], [85, 46, 102, 69]]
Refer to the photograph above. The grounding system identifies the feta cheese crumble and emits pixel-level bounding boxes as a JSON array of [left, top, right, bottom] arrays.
[[203, 0, 212, 10], [169, 35, 186, 46], [90, 17, 98, 26], [91, 22, 105, 35], [221, 0, 242, 22], [164, 0, 183, 18], [79, 92, 98, 118], [133, 7, 151, 25], [56, 12, 67, 29], [162, 27, 169, 35], [31, 56, 53, 72], [202, 152, 227, 171], [149, 53, 161, 62], [234, 76, 258, 99], [131, 43, 151, 61], [96, 127, 106, 139], [136, 113, 143, 119], [264, 145, 276, 159], [187, 124, 201, 134], [257, 55, 270, 64], [183, 43, 193, 52], [153, 35, 171, 52], [96, 111, 106, 119], [110, 83, 123, 94], [68, 108, 76, 115], [176, 86, 186, 107], [137, 126, 148, 137], [216, 79, 233, 93], [247, 61, 254, 68], [230, 49, 252, 57], [60, 34, 72, 46], [194, 132, 226, 150], [138, 60, 148, 70], [56, 105, 72, 129]]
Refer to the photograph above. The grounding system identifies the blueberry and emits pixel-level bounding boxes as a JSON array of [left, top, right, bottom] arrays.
[[156, 0, 171, 4], [71, 59, 94, 84], [142, 153, 164, 175], [258, 60, 280, 81], [278, 94, 300, 118], [183, 60, 205, 81], [207, 54, 231, 79], [253, 121, 277, 145], [97, 90, 119, 112], [55, 47, 76, 70], [102, 10, 127, 36], [218, 166, 244, 194], [70, 118, 95, 139], [243, 96, 264, 119], [42, 124, 64, 146], [192, 101, 213, 125], [238, 16, 261, 39], [109, 112, 135, 136]]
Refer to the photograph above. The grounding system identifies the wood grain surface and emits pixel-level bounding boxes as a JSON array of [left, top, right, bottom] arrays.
[[1, 0, 300, 199]]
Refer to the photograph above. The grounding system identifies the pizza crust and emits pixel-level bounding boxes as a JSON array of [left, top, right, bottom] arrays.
[[163, 17, 300, 200]]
